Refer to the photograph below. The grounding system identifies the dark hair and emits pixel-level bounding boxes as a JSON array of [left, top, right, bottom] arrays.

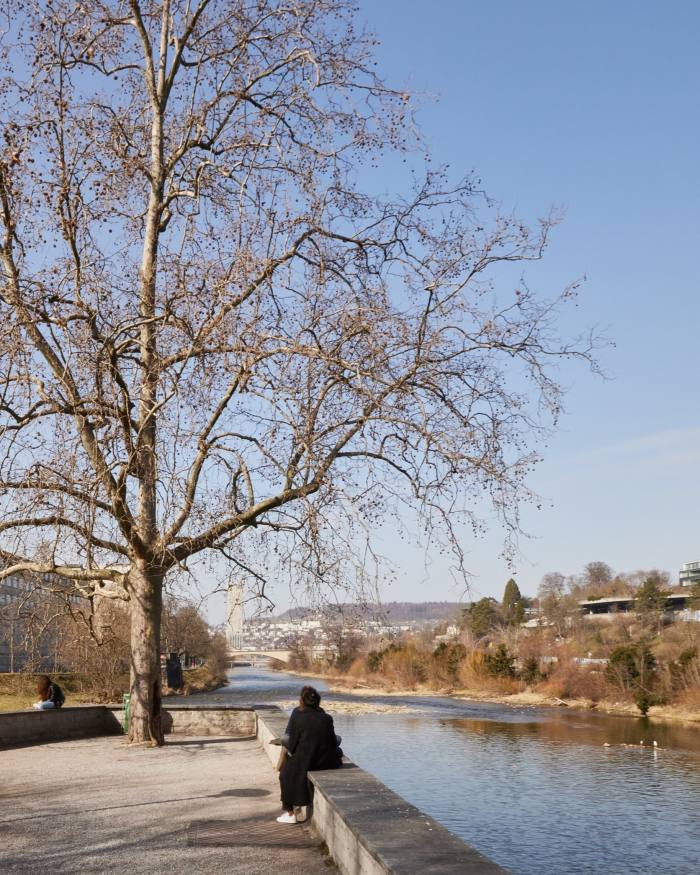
[[300, 685, 321, 709], [36, 675, 51, 695]]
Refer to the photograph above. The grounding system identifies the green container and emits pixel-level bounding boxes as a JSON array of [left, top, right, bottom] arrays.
[[122, 693, 131, 734]]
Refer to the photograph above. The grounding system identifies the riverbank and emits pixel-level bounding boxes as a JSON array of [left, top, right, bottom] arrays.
[[0, 667, 226, 712], [281, 666, 700, 725], [167, 666, 228, 697]]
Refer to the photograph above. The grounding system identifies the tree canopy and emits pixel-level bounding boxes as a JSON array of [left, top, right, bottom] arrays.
[[465, 597, 501, 639], [0, 1, 598, 742]]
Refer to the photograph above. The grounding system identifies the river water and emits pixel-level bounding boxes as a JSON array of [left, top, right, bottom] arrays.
[[179, 665, 700, 874]]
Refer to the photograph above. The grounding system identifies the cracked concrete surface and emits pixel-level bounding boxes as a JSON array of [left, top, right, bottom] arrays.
[[0, 735, 334, 874]]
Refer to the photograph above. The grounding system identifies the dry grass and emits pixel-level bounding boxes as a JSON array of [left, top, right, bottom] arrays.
[[1, 664, 227, 711], [0, 693, 36, 711], [0, 673, 100, 711], [537, 664, 609, 702]]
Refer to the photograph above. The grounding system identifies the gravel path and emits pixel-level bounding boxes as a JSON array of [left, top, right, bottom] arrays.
[[1, 735, 334, 874]]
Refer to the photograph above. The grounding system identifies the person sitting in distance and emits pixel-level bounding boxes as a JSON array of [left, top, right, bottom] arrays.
[[32, 675, 65, 710], [277, 685, 342, 824]]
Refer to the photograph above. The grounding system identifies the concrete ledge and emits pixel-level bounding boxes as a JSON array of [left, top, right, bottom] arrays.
[[255, 705, 290, 766], [162, 707, 255, 736], [309, 766, 507, 875], [0, 706, 122, 748], [254, 707, 507, 875], [1, 704, 257, 748], [108, 704, 257, 737]]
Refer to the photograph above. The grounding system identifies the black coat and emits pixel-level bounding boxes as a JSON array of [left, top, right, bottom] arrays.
[[279, 706, 341, 808]]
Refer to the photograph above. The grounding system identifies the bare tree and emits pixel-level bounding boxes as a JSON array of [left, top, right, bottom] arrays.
[[161, 597, 211, 662], [581, 561, 614, 592], [538, 572, 567, 602], [0, 1, 599, 743], [537, 572, 576, 638]]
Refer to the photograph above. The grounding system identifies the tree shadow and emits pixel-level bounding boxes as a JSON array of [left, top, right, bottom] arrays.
[[0, 787, 271, 824], [164, 735, 256, 746]]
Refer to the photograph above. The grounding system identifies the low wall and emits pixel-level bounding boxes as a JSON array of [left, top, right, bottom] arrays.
[[1, 704, 256, 748], [108, 704, 257, 737], [254, 707, 508, 875], [163, 705, 256, 737], [0, 706, 122, 748], [255, 705, 289, 759]]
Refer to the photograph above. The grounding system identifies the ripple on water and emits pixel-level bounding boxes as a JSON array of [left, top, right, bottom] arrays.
[[335, 712, 700, 875]]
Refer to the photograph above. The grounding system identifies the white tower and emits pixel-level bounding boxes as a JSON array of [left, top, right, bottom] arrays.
[[226, 582, 245, 651]]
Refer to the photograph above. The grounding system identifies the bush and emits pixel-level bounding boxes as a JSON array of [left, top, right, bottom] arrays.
[[484, 644, 516, 678], [432, 642, 467, 682], [633, 689, 656, 716], [606, 641, 658, 714], [520, 656, 541, 685], [537, 664, 607, 702], [377, 643, 428, 688], [366, 650, 383, 673]]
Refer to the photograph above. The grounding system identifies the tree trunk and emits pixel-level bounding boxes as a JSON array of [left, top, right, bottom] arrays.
[[128, 563, 164, 745]]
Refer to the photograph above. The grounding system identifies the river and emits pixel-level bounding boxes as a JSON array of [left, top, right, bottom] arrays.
[[176, 665, 700, 874]]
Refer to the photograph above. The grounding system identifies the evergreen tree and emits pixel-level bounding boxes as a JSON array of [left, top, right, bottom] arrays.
[[606, 642, 657, 715], [464, 598, 501, 638], [484, 644, 516, 678], [634, 576, 668, 631], [502, 578, 525, 626]]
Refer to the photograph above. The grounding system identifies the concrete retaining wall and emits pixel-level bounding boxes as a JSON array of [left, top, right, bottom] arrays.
[[162, 705, 256, 737], [1, 704, 256, 748], [0, 706, 122, 748], [108, 705, 257, 737], [254, 706, 508, 875]]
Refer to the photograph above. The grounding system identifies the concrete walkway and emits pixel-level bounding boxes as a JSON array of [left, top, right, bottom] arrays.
[[1, 735, 334, 874]]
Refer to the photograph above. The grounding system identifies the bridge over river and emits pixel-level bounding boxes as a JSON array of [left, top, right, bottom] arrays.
[[227, 648, 292, 665]]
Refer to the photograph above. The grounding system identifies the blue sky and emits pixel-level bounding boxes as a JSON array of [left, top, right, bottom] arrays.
[[205, 1, 699, 621], [346, 0, 700, 602]]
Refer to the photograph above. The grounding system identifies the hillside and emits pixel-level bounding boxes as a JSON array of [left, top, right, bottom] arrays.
[[270, 601, 463, 624]]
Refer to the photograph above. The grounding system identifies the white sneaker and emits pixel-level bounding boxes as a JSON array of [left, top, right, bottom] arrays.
[[276, 812, 297, 824]]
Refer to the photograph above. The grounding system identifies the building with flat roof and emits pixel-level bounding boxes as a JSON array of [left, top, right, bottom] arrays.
[[680, 560, 700, 587], [579, 591, 698, 622]]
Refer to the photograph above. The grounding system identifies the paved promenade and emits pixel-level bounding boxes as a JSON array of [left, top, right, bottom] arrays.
[[1, 735, 334, 874]]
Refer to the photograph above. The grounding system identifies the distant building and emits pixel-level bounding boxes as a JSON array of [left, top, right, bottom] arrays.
[[225, 582, 245, 650], [579, 592, 696, 620], [0, 569, 83, 672], [680, 560, 700, 587]]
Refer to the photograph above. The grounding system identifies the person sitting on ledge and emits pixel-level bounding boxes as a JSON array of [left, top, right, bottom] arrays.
[[32, 675, 65, 710], [277, 685, 342, 824]]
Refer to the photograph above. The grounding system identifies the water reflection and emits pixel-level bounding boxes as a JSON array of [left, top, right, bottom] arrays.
[[338, 710, 700, 875], [446, 714, 700, 754]]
